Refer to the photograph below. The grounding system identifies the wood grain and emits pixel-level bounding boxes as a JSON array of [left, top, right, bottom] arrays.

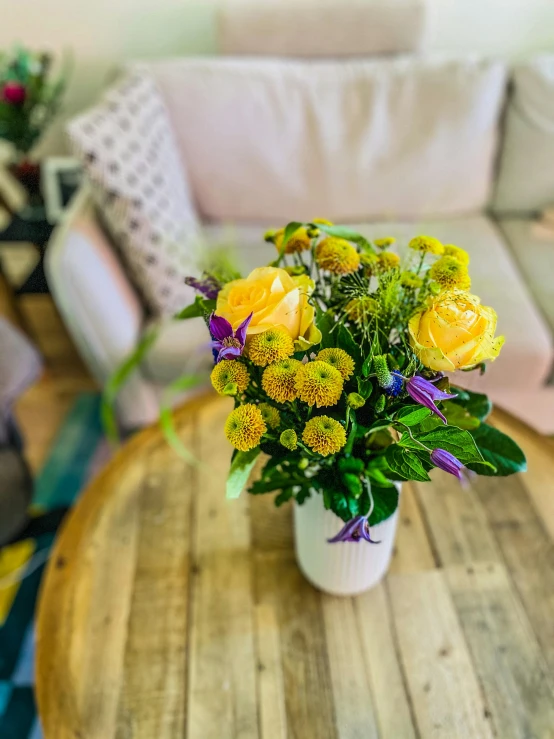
[[445, 562, 554, 739], [388, 570, 495, 739], [34, 389, 554, 739]]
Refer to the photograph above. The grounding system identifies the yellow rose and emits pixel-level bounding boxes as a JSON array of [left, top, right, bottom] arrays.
[[408, 291, 505, 372], [216, 267, 321, 351]]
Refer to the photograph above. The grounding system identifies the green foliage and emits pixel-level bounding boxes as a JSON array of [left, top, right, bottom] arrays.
[[311, 222, 375, 253], [399, 425, 485, 465], [368, 483, 399, 526], [385, 445, 431, 482], [174, 295, 216, 319], [468, 423, 527, 476], [227, 448, 261, 499], [451, 388, 492, 422], [396, 405, 432, 427]]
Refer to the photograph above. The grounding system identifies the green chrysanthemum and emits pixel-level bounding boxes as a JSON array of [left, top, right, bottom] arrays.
[[224, 404, 267, 451], [280, 429, 298, 451], [248, 327, 294, 367], [316, 348, 355, 380], [258, 403, 281, 430], [295, 360, 343, 408], [429, 256, 471, 290], [302, 416, 346, 456], [344, 296, 379, 322], [262, 358, 302, 403], [211, 360, 250, 395], [400, 271, 423, 289], [409, 235, 444, 255]]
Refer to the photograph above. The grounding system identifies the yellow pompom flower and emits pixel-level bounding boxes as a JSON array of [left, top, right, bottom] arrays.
[[400, 271, 423, 289], [344, 296, 379, 322], [429, 256, 471, 290], [248, 326, 294, 367], [262, 358, 302, 403], [316, 347, 355, 380], [258, 403, 281, 430], [280, 429, 298, 451], [302, 416, 346, 457], [295, 360, 343, 407], [409, 235, 444, 255], [211, 360, 250, 396], [374, 237, 396, 249], [273, 227, 311, 254], [224, 404, 267, 451], [315, 237, 360, 275], [443, 244, 470, 266], [312, 218, 333, 226], [376, 252, 401, 272]]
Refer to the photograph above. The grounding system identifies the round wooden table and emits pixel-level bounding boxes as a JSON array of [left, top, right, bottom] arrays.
[[36, 393, 554, 739]]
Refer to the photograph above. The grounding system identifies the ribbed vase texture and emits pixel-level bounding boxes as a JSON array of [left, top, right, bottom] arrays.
[[293, 489, 400, 596]]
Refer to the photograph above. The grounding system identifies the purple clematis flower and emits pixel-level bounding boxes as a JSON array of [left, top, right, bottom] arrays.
[[406, 375, 457, 424], [185, 274, 222, 300], [209, 312, 252, 363], [328, 515, 381, 544], [430, 448, 470, 482]]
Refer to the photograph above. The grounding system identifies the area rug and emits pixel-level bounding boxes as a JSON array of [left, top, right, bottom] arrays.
[[0, 393, 109, 739]]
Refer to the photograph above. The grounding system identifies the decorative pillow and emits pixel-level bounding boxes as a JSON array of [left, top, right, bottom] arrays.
[[68, 70, 200, 317], [493, 55, 554, 214], [151, 57, 507, 222]]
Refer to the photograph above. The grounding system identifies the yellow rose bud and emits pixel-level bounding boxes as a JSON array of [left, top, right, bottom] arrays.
[[409, 291, 505, 372], [216, 266, 321, 350]]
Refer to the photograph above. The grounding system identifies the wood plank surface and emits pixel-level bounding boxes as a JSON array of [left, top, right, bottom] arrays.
[[445, 562, 554, 739], [34, 391, 554, 739], [388, 570, 495, 739], [355, 583, 417, 739]]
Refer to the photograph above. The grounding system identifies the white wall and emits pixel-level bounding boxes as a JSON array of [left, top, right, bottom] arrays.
[[1, 0, 554, 155]]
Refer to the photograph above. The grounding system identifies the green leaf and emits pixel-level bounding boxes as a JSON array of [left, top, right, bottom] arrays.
[[362, 354, 373, 378], [227, 447, 261, 499], [442, 401, 480, 431], [101, 327, 159, 442], [159, 373, 205, 463], [396, 405, 431, 427], [174, 296, 216, 320], [316, 309, 337, 350], [385, 446, 431, 482], [336, 324, 362, 368], [275, 488, 294, 507], [312, 223, 374, 253], [330, 491, 350, 522], [269, 221, 304, 266], [468, 423, 527, 476], [368, 483, 399, 526], [400, 426, 484, 465], [451, 387, 492, 422]]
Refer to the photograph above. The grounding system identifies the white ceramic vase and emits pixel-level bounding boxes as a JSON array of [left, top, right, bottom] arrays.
[[293, 488, 400, 596]]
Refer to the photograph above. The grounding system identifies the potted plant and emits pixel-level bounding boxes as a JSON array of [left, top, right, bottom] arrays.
[[109, 221, 527, 596], [0, 46, 69, 206]]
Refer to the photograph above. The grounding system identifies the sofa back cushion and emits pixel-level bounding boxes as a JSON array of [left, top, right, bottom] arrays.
[[149, 57, 506, 223], [493, 55, 554, 214], [68, 70, 200, 317]]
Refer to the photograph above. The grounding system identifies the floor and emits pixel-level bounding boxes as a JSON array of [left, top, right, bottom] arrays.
[[1, 280, 97, 473]]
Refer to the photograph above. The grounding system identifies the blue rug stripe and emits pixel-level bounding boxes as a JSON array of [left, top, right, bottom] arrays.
[[32, 394, 104, 510], [0, 682, 12, 714], [0, 687, 36, 739], [12, 625, 34, 687]]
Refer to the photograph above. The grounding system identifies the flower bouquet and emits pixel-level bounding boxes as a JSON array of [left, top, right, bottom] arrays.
[[177, 222, 527, 593]]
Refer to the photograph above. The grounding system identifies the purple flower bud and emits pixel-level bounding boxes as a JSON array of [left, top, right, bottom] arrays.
[[405, 375, 457, 424], [430, 448, 467, 481], [185, 274, 221, 300], [328, 515, 381, 544]]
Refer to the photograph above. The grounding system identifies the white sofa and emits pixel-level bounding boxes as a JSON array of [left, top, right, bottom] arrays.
[[46, 50, 554, 434]]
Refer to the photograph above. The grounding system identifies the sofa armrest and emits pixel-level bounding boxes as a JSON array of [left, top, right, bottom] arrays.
[[46, 185, 145, 380]]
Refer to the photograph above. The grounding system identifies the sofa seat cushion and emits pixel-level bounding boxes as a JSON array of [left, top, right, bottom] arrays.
[[142, 216, 553, 404], [497, 218, 554, 340], [150, 57, 506, 223]]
